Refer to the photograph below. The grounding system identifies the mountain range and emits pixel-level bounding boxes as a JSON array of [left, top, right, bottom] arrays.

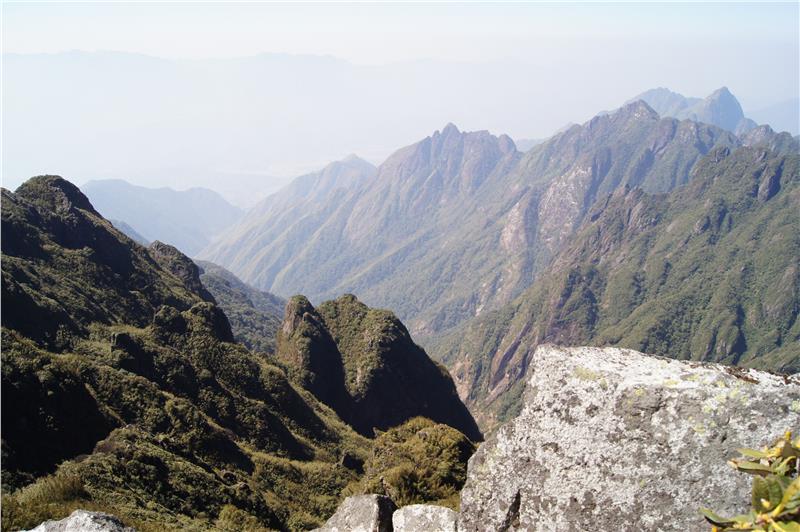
[[1, 176, 479, 530], [3, 84, 799, 530], [628, 86, 758, 135], [202, 99, 740, 339], [432, 132, 800, 429], [197, 87, 798, 433], [82, 179, 243, 256]]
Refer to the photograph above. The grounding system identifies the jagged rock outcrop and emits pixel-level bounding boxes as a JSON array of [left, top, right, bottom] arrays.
[[25, 510, 135, 532], [277, 294, 482, 440], [457, 345, 800, 531], [392, 505, 457, 532], [313, 495, 396, 532], [739, 124, 800, 154]]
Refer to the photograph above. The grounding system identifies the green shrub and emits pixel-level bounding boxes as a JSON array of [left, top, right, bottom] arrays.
[[354, 417, 475, 509], [215, 504, 271, 531], [1, 473, 92, 531], [700, 431, 799, 531]]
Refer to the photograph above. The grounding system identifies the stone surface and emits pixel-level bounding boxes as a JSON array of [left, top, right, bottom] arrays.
[[392, 504, 458, 531], [26, 510, 135, 532], [458, 345, 800, 531], [314, 494, 396, 532]]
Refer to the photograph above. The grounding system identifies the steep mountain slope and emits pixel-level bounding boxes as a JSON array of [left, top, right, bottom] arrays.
[[200, 155, 376, 283], [205, 104, 738, 338], [276, 295, 481, 441], [433, 141, 800, 430], [108, 219, 149, 246], [81, 179, 242, 256], [0, 176, 478, 530], [630, 87, 758, 134], [196, 260, 285, 355]]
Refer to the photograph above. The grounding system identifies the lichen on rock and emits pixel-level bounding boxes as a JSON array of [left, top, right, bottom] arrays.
[[457, 345, 800, 531]]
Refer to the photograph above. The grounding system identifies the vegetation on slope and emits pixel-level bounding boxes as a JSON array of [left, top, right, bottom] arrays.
[[346, 417, 476, 510], [435, 142, 800, 430], [203, 107, 738, 341], [276, 294, 482, 442], [1, 176, 476, 530], [197, 260, 285, 355]]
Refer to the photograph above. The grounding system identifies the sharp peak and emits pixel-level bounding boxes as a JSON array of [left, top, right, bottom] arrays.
[[337, 153, 374, 168], [433, 122, 462, 138], [442, 122, 460, 133], [705, 87, 741, 104], [615, 99, 660, 119], [709, 86, 733, 96], [432, 122, 504, 140]]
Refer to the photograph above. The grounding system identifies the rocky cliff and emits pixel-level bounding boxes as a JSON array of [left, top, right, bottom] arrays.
[[435, 142, 800, 429], [319, 345, 800, 531], [203, 109, 737, 339]]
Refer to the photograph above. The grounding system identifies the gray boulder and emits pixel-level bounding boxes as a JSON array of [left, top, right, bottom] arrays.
[[458, 345, 800, 531], [314, 494, 396, 532], [392, 504, 458, 531], [26, 510, 135, 532]]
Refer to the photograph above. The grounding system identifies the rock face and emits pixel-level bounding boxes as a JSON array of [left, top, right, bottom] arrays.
[[26, 510, 135, 532], [203, 110, 737, 340], [314, 495, 396, 532], [392, 505, 457, 532], [457, 345, 800, 531], [438, 143, 800, 431]]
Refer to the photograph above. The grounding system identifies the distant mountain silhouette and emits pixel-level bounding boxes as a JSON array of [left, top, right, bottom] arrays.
[[82, 179, 242, 256], [629, 87, 758, 134]]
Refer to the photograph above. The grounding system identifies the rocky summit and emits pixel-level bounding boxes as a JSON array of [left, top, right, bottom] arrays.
[[457, 345, 800, 531], [319, 345, 799, 531]]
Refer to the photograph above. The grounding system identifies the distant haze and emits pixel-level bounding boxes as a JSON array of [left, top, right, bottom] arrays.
[[2, 3, 798, 204]]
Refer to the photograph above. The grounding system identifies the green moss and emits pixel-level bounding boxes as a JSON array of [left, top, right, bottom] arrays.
[[349, 417, 476, 509]]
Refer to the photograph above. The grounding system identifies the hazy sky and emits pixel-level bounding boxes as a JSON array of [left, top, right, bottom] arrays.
[[3, 2, 798, 203], [4, 2, 798, 68]]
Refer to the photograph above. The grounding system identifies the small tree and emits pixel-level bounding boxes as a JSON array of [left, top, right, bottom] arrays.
[[700, 431, 800, 531]]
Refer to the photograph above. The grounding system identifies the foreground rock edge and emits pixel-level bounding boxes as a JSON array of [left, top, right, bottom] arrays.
[[317, 345, 800, 531]]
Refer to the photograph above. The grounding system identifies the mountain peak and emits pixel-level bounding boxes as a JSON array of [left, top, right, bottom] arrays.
[[616, 99, 660, 121], [440, 122, 461, 137], [709, 86, 732, 98], [16, 175, 99, 216], [342, 153, 366, 163], [706, 86, 740, 109], [629, 86, 755, 134]]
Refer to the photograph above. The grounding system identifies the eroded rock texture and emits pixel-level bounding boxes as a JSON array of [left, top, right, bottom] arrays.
[[26, 510, 135, 532], [314, 495, 396, 532], [392, 504, 458, 531], [458, 345, 800, 531]]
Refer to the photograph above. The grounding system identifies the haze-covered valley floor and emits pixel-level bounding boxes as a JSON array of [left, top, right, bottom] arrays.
[[2, 83, 799, 531]]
